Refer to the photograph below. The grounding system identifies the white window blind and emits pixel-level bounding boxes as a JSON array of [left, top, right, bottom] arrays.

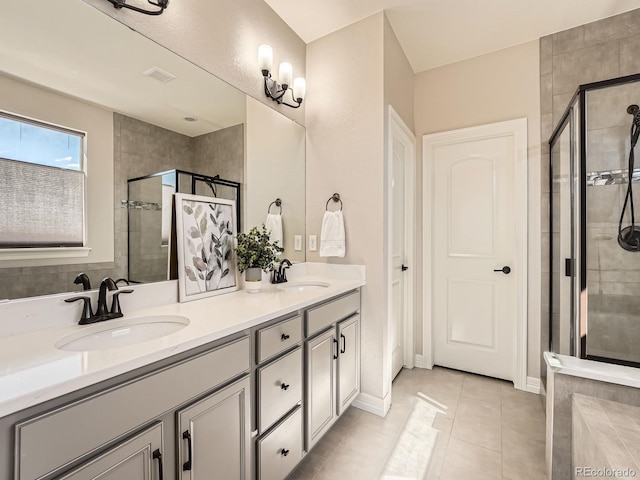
[[0, 112, 85, 248]]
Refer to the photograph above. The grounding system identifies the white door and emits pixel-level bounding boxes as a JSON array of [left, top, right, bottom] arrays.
[[389, 107, 415, 379], [430, 127, 519, 381]]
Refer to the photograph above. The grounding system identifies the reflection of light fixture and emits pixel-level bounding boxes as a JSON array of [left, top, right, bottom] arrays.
[[258, 44, 306, 109], [106, 0, 169, 16]]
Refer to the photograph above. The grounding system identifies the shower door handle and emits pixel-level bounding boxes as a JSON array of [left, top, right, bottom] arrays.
[[493, 266, 511, 274]]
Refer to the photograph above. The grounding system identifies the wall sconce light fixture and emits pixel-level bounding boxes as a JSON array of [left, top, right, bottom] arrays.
[[258, 45, 306, 109], [106, 0, 169, 16]]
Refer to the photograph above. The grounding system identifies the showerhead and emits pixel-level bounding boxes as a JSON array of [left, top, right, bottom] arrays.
[[628, 104, 640, 126]]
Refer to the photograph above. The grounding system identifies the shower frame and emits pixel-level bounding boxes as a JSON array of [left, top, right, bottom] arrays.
[[549, 72, 640, 369]]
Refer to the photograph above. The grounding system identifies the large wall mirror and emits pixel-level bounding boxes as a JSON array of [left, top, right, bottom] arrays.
[[0, 0, 305, 300]]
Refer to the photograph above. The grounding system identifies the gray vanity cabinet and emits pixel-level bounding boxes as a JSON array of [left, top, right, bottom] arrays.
[[177, 376, 251, 480], [254, 314, 304, 480], [337, 314, 360, 416], [304, 290, 361, 451], [57, 423, 164, 480], [305, 328, 338, 450]]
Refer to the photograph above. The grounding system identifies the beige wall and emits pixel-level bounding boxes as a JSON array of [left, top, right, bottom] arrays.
[[384, 15, 415, 132], [306, 13, 388, 404], [414, 40, 542, 379], [83, 0, 306, 126], [0, 73, 114, 271]]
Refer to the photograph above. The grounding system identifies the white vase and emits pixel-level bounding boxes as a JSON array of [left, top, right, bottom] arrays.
[[245, 267, 262, 293]]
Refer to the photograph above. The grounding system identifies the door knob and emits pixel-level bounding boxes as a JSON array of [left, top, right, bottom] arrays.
[[493, 266, 511, 274]]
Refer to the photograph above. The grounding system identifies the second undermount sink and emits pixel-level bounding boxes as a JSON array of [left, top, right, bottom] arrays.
[[277, 281, 330, 292], [55, 315, 190, 352]]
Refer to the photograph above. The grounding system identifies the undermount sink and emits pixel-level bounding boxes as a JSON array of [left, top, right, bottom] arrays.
[[56, 315, 190, 352], [277, 281, 330, 292]]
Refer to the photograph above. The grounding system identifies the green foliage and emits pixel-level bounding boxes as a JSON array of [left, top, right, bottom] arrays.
[[236, 224, 284, 273]]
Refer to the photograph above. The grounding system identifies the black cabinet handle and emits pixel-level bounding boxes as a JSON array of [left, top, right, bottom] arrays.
[[281, 382, 290, 390], [340, 333, 346, 354], [281, 448, 290, 457], [401, 264, 409, 271], [182, 430, 192, 471], [493, 266, 511, 274], [281, 333, 290, 341], [153, 449, 164, 480], [333, 338, 339, 359]]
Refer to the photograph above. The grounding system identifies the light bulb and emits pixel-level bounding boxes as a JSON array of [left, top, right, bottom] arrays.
[[258, 44, 273, 74], [293, 77, 306, 102], [279, 62, 293, 88]]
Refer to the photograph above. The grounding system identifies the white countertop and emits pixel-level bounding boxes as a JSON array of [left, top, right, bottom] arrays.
[[0, 265, 365, 419]]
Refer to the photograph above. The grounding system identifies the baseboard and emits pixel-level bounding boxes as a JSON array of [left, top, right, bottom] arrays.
[[526, 376, 541, 394], [352, 391, 391, 417]]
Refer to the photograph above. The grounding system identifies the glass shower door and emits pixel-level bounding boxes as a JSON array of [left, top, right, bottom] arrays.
[[550, 107, 578, 356]]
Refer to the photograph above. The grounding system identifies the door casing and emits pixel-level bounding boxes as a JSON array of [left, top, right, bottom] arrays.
[[422, 118, 528, 391]]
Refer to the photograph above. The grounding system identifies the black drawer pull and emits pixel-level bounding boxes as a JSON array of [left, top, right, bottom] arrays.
[[153, 449, 164, 480], [182, 430, 192, 471], [281, 383, 290, 390], [281, 448, 290, 457], [281, 333, 290, 341], [340, 333, 346, 354], [333, 338, 339, 359]]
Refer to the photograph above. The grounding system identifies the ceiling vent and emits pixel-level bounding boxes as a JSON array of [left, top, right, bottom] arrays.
[[142, 67, 176, 84]]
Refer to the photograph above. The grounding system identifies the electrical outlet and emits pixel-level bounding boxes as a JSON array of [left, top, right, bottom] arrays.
[[309, 235, 317, 251], [294, 235, 302, 251]]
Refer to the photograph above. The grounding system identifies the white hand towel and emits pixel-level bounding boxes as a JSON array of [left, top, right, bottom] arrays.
[[320, 210, 345, 257], [265, 213, 283, 254]]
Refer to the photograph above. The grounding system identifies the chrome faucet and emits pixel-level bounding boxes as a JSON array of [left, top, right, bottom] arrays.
[[65, 277, 133, 325], [271, 259, 292, 284]]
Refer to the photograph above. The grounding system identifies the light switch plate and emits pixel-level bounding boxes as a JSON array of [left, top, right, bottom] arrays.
[[294, 235, 302, 251], [309, 235, 317, 251]]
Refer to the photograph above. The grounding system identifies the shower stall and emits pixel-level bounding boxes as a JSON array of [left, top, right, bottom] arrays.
[[549, 73, 640, 367], [127, 170, 241, 284]]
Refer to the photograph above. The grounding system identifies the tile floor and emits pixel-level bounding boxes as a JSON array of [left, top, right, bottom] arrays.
[[288, 366, 546, 480]]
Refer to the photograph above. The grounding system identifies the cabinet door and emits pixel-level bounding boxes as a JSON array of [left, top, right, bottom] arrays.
[[305, 328, 337, 451], [337, 314, 360, 416], [177, 376, 251, 480], [57, 423, 163, 480]]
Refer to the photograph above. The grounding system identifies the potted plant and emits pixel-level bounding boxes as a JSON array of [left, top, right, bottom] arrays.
[[236, 225, 284, 293]]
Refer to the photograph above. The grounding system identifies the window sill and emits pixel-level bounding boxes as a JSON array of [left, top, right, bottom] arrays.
[[0, 247, 92, 261]]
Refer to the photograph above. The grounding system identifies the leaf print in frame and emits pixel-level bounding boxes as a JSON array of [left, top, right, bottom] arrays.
[[174, 193, 238, 302]]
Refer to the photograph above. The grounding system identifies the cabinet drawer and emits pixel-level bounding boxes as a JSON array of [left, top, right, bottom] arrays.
[[258, 347, 302, 433], [257, 315, 302, 363], [15, 336, 250, 480], [257, 407, 303, 480], [306, 290, 360, 337]]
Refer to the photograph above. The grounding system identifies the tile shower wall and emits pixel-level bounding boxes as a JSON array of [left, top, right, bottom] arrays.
[[585, 83, 640, 363], [0, 114, 244, 300], [540, 8, 640, 379]]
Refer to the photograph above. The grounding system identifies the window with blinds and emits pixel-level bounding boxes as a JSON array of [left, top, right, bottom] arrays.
[[0, 112, 85, 248]]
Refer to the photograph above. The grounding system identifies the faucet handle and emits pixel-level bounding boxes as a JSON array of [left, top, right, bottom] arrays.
[[65, 296, 94, 324], [110, 289, 133, 315]]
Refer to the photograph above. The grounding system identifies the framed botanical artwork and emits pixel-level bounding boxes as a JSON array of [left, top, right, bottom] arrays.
[[174, 193, 238, 302]]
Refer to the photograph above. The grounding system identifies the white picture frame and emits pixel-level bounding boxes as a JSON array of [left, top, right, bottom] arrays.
[[174, 193, 238, 302]]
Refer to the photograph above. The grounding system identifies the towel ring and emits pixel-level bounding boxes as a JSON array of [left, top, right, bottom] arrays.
[[268, 198, 282, 214], [325, 193, 343, 211]]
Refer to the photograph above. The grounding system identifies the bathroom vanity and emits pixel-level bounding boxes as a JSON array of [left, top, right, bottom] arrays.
[[0, 268, 364, 480]]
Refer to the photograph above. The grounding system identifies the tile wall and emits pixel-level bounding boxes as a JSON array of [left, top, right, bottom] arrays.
[[540, 8, 640, 380]]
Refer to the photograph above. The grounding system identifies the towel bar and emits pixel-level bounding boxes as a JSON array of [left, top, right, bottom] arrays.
[[325, 193, 343, 211], [268, 198, 282, 214]]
